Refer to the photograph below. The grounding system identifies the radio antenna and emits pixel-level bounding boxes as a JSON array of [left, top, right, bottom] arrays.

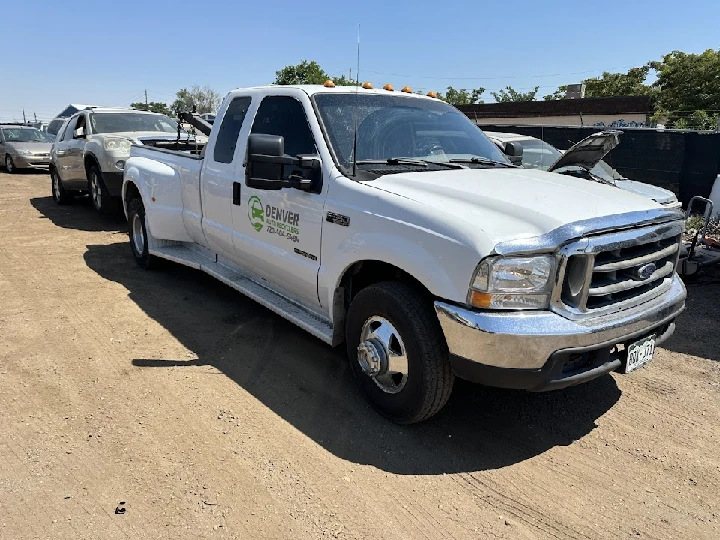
[[351, 24, 360, 177]]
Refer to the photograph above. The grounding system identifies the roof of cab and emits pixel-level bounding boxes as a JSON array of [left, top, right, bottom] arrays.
[[230, 84, 439, 100]]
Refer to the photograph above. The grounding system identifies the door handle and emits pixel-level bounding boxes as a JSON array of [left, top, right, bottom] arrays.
[[233, 182, 241, 205]]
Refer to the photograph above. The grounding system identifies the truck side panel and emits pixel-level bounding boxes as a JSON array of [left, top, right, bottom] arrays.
[[123, 153, 197, 243]]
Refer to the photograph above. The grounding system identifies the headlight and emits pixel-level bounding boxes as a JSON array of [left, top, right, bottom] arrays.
[[17, 149, 33, 156], [103, 138, 132, 153], [468, 255, 556, 310]]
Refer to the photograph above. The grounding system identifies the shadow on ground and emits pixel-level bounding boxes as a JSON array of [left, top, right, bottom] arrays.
[[84, 242, 622, 475], [662, 266, 720, 362], [30, 196, 126, 232]]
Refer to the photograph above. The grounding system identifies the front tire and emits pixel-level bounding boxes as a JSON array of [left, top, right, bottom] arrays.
[[127, 198, 157, 270], [5, 155, 17, 174], [346, 282, 454, 424], [87, 165, 111, 214], [51, 169, 72, 204]]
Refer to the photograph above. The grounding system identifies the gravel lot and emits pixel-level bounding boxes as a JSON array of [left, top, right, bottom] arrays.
[[1, 170, 718, 539]]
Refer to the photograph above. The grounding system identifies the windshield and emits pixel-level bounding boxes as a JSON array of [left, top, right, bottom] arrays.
[[589, 160, 623, 182], [511, 138, 563, 170], [1, 127, 50, 143], [89, 113, 177, 134], [313, 93, 509, 170]]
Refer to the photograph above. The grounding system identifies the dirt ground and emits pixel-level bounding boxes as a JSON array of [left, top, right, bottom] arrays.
[[1, 170, 718, 540]]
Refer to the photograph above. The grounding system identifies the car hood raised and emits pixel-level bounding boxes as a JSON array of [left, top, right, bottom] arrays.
[[368, 167, 662, 247], [95, 131, 196, 142], [548, 130, 621, 172], [615, 179, 678, 205], [7, 141, 53, 153]]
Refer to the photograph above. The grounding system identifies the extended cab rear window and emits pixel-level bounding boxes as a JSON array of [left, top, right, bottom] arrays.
[[214, 97, 252, 164]]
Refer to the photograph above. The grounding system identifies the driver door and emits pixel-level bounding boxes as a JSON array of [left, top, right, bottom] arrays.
[[232, 95, 327, 309]]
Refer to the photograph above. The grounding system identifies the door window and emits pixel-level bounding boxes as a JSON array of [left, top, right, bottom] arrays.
[[63, 116, 79, 141], [214, 97, 252, 164], [250, 96, 317, 178]]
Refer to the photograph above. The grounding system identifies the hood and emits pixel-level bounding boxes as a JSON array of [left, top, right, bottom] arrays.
[[615, 179, 678, 206], [368, 167, 661, 246], [7, 141, 53, 153], [95, 131, 196, 143], [548, 130, 621, 172]]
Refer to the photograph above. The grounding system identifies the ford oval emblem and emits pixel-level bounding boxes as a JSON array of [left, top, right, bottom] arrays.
[[636, 262, 657, 280]]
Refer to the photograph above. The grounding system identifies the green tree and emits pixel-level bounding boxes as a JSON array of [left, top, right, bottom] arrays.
[[650, 49, 720, 127], [171, 86, 221, 115], [130, 101, 172, 115], [673, 110, 719, 130], [274, 60, 358, 86], [543, 86, 567, 101], [583, 66, 654, 98], [543, 66, 653, 101], [437, 86, 485, 105], [275, 60, 329, 85], [491, 86, 540, 102]]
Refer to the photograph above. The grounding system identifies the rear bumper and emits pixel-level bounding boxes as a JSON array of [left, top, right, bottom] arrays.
[[434, 276, 686, 390]]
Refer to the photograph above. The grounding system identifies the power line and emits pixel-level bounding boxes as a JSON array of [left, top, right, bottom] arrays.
[[359, 64, 640, 81]]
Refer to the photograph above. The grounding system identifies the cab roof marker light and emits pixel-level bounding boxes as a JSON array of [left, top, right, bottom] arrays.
[[401, 86, 412, 93], [324, 80, 336, 88], [362, 82, 373, 89], [383, 84, 394, 91]]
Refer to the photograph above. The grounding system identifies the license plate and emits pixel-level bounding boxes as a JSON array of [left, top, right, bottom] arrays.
[[624, 336, 655, 373]]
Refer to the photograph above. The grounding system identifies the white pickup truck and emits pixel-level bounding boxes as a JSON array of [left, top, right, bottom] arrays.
[[122, 84, 687, 423]]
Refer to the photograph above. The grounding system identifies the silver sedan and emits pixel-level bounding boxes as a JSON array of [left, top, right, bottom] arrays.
[[0, 125, 54, 173]]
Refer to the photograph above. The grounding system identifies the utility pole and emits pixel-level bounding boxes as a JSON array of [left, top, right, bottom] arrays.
[[145, 89, 148, 107], [22, 109, 26, 124], [34, 113, 37, 123]]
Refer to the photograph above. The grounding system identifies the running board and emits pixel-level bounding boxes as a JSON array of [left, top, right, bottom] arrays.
[[149, 244, 335, 345]]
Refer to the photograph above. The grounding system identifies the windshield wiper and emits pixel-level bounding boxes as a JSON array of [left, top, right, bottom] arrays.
[[448, 157, 514, 168], [355, 158, 465, 169]]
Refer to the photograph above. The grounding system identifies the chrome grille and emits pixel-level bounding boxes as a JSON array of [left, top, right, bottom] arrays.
[[551, 221, 684, 320]]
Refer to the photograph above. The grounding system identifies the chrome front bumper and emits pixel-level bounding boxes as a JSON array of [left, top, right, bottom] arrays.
[[435, 275, 686, 387]]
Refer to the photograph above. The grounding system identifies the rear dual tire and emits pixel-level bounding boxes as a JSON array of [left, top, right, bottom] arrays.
[[127, 198, 157, 270]]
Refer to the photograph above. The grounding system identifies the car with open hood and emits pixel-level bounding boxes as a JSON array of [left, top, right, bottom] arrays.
[[485, 130, 681, 208]]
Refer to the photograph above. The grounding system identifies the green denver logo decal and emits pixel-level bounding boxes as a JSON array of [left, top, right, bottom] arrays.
[[248, 195, 264, 232]]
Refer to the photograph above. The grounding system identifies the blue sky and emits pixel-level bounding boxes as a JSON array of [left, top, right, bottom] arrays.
[[2, 0, 719, 123]]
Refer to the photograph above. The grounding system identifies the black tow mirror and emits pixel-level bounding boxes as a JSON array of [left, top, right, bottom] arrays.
[[503, 141, 524, 166], [245, 133, 321, 191], [245, 134, 285, 190]]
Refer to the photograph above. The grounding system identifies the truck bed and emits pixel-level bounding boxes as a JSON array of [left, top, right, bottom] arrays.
[[131, 143, 205, 161]]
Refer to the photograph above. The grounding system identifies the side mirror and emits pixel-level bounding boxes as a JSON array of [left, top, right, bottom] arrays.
[[245, 134, 285, 190], [73, 127, 86, 139], [503, 141, 523, 166], [245, 133, 321, 191]]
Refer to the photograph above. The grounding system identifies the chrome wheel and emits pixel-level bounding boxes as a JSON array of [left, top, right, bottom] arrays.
[[132, 213, 145, 255], [357, 316, 409, 394], [52, 171, 61, 200], [90, 172, 102, 210]]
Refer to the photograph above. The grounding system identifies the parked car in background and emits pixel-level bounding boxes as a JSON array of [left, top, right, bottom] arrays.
[[0, 124, 53, 173], [46, 118, 67, 138], [199, 113, 216, 124], [485, 131, 681, 208], [50, 108, 202, 213]]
